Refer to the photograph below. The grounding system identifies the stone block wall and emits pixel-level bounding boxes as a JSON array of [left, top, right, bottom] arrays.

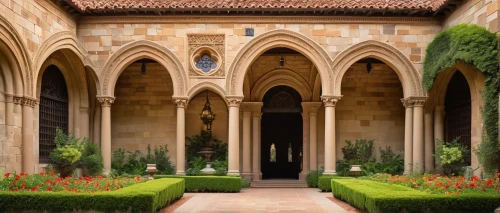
[[443, 0, 499, 33], [185, 91, 228, 144], [111, 63, 177, 164]]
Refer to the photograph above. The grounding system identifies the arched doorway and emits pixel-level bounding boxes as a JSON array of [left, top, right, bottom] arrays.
[[39, 65, 69, 163], [445, 71, 472, 164], [261, 86, 302, 179]]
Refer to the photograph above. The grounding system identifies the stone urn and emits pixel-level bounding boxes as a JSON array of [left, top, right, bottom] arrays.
[[349, 165, 362, 178], [146, 164, 158, 180], [198, 146, 216, 174]]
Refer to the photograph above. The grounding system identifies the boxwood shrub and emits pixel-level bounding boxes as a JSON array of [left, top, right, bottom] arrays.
[[155, 175, 242, 192], [318, 175, 352, 192], [0, 178, 185, 213], [331, 179, 500, 213]]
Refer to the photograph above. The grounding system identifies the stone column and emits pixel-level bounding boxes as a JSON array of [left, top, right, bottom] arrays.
[[434, 106, 445, 171], [412, 98, 426, 174], [402, 99, 413, 174], [15, 97, 37, 174], [322, 96, 341, 175], [227, 97, 243, 175], [93, 107, 101, 146], [5, 94, 14, 126], [249, 102, 263, 180], [240, 103, 252, 178], [424, 110, 434, 173], [174, 99, 188, 175], [97, 96, 115, 175], [80, 107, 90, 139], [300, 108, 310, 180], [306, 103, 322, 171]]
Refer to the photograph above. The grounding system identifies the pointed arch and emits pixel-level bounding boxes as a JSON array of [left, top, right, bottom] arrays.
[[227, 29, 333, 97], [0, 14, 31, 96], [187, 81, 226, 103], [251, 69, 312, 102], [101, 40, 187, 97], [332, 40, 424, 98]]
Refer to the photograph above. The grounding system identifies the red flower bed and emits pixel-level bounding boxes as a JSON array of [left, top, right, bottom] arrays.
[[0, 172, 145, 193], [369, 173, 500, 194]]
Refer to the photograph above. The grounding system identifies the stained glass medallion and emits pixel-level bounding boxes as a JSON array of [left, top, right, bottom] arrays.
[[195, 54, 217, 73]]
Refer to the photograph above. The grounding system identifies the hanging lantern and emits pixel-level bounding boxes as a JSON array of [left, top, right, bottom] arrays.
[[200, 90, 216, 130]]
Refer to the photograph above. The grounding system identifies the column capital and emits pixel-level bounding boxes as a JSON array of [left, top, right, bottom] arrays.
[[402, 96, 427, 107], [241, 102, 263, 114], [226, 96, 243, 107], [173, 99, 188, 108], [321, 96, 342, 107], [301, 102, 322, 114], [13, 96, 38, 107], [97, 96, 115, 107]]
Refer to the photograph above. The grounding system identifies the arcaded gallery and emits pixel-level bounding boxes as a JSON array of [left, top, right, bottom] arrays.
[[0, 0, 498, 183]]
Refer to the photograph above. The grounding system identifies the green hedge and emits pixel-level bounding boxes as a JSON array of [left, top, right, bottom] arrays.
[[331, 179, 500, 213], [0, 178, 184, 213], [155, 175, 241, 192], [318, 175, 352, 192]]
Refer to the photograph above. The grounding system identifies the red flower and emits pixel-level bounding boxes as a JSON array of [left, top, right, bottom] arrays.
[[19, 172, 25, 177], [4, 173, 10, 178], [15, 175, 20, 180], [31, 186, 38, 191], [39, 172, 45, 176], [471, 176, 480, 181], [470, 183, 477, 188], [486, 180, 493, 186], [47, 186, 52, 191]]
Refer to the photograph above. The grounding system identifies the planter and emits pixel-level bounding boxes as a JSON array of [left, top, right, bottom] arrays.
[[349, 165, 362, 178]]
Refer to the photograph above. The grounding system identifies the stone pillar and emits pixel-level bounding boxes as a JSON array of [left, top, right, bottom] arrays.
[[97, 96, 115, 175], [93, 107, 101, 146], [80, 107, 90, 139], [15, 97, 37, 174], [424, 110, 434, 173], [241, 109, 252, 178], [434, 106, 445, 171], [5, 94, 14, 126], [227, 97, 242, 175], [322, 96, 341, 175], [249, 102, 263, 180], [412, 98, 426, 174], [307, 103, 322, 171], [174, 99, 188, 175], [300, 109, 310, 180], [402, 99, 413, 174]]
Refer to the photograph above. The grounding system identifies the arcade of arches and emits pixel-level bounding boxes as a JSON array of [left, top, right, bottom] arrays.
[[0, 0, 496, 179]]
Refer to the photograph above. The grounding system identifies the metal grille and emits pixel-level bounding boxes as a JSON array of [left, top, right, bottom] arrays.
[[39, 65, 68, 163], [445, 71, 471, 165]]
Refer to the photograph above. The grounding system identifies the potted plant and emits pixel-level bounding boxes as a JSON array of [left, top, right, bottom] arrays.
[[50, 128, 83, 177]]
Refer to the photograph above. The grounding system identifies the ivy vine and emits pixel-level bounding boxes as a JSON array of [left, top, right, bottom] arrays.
[[423, 24, 499, 175]]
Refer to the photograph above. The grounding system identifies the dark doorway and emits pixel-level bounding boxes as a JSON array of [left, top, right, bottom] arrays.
[[445, 71, 471, 165], [261, 86, 302, 179]]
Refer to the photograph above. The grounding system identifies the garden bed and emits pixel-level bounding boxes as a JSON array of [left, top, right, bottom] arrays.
[[331, 179, 500, 213], [155, 175, 241, 192], [0, 172, 184, 213]]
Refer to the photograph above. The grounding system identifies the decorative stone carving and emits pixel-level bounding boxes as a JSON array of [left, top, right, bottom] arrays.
[[173, 99, 188, 108], [321, 96, 342, 107], [13, 96, 38, 107], [97, 96, 115, 107], [187, 82, 226, 100], [401, 97, 427, 108], [301, 102, 322, 117], [226, 97, 243, 107], [188, 34, 225, 77], [251, 69, 312, 102]]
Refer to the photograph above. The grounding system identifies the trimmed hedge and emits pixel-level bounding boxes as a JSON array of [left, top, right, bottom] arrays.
[[331, 179, 500, 213], [0, 178, 184, 213], [318, 175, 352, 192], [155, 175, 242, 192]]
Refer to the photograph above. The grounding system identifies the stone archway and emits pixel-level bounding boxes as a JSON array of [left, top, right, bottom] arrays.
[[226, 29, 334, 97], [251, 69, 312, 102], [332, 40, 424, 98], [187, 81, 226, 102], [101, 40, 187, 97]]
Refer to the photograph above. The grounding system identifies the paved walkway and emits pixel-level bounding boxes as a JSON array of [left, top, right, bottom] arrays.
[[173, 188, 348, 213]]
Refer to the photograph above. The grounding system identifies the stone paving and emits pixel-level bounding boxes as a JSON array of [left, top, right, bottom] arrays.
[[173, 188, 348, 213]]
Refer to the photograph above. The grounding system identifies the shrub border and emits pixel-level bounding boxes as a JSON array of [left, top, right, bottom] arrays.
[[0, 178, 185, 213], [155, 175, 242, 192], [318, 175, 352, 192]]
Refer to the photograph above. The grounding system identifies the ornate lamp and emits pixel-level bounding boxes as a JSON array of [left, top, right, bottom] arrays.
[[200, 90, 216, 130], [279, 54, 285, 67]]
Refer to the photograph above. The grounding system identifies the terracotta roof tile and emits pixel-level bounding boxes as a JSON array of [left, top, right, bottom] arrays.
[[68, 0, 448, 12]]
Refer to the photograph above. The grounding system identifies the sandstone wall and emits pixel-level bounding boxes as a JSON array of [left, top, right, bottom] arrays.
[[443, 0, 499, 33]]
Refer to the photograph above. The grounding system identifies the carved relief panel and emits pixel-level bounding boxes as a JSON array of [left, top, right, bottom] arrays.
[[188, 34, 225, 77]]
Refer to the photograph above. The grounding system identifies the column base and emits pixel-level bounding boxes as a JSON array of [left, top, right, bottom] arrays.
[[175, 171, 186, 175], [241, 172, 252, 179], [323, 170, 337, 175], [403, 171, 411, 175], [299, 172, 308, 180], [103, 170, 110, 177], [252, 173, 262, 181], [227, 170, 240, 176]]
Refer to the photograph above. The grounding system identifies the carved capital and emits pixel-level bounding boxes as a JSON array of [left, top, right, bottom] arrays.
[[13, 96, 38, 107], [403, 96, 427, 107], [97, 96, 115, 107], [401, 98, 414, 108], [173, 99, 188, 108], [321, 96, 342, 107], [226, 96, 243, 107]]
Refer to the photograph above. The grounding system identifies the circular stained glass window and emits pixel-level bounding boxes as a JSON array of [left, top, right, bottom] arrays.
[[196, 54, 217, 73]]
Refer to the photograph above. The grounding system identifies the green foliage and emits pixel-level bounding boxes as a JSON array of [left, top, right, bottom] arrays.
[[241, 177, 251, 188], [0, 178, 185, 213], [331, 179, 500, 213], [186, 157, 206, 176], [80, 140, 103, 176], [336, 160, 351, 176], [361, 146, 404, 176], [341, 139, 374, 165], [111, 145, 175, 176], [211, 159, 228, 176], [155, 175, 242, 192], [423, 24, 499, 176], [186, 130, 228, 164], [306, 169, 323, 187], [318, 175, 352, 192], [50, 128, 84, 177], [140, 145, 175, 175], [435, 138, 469, 176]]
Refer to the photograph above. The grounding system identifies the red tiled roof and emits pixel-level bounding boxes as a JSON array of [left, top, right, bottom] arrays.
[[67, 0, 448, 12]]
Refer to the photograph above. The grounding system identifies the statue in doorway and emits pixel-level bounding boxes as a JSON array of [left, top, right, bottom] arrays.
[[270, 143, 276, 162]]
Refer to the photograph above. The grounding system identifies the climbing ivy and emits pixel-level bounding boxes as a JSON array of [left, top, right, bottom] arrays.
[[423, 24, 499, 176]]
